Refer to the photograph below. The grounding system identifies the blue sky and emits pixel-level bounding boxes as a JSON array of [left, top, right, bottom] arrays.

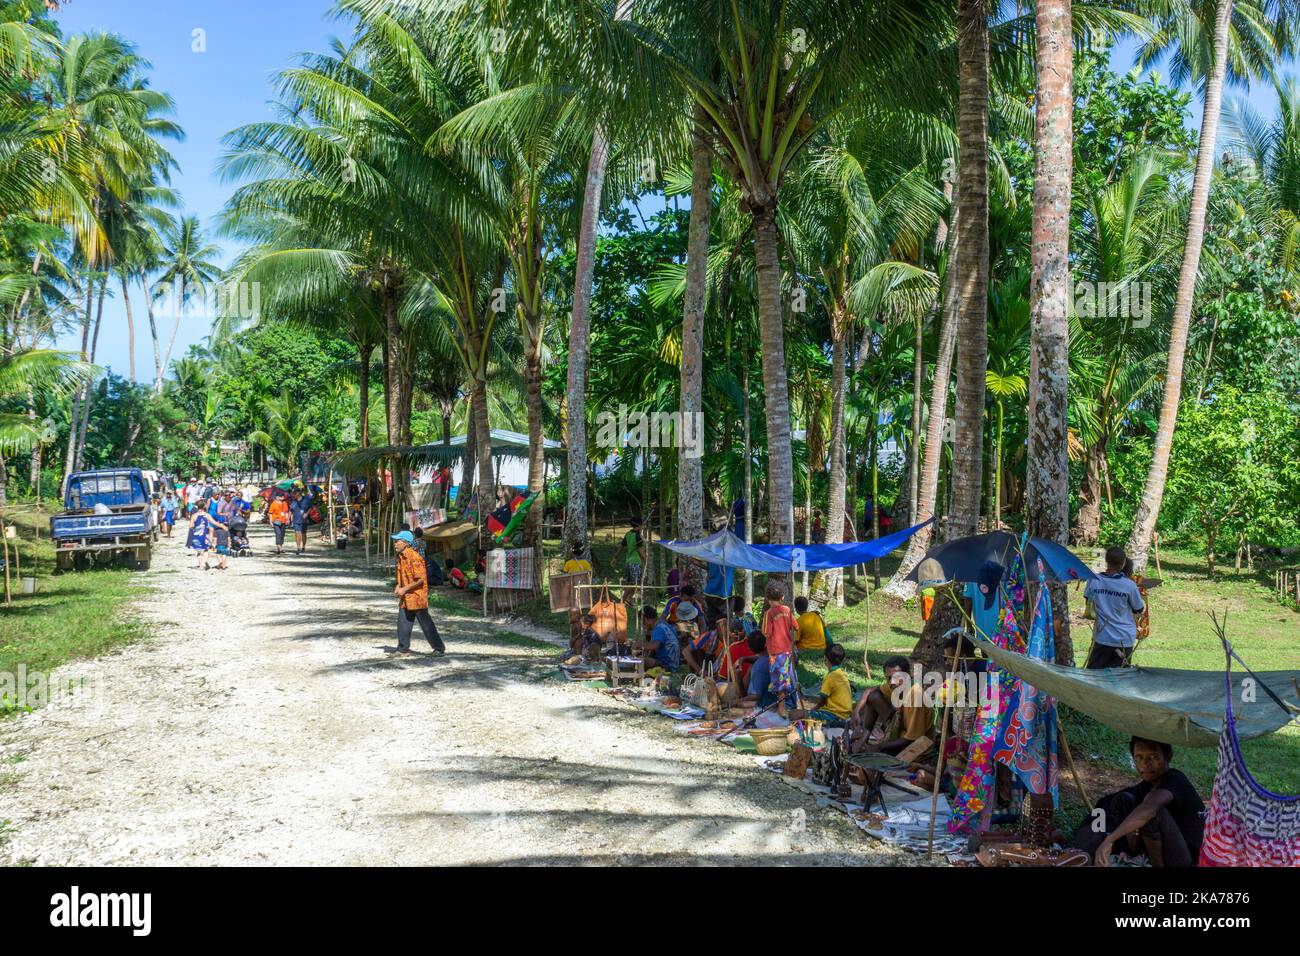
[[52, 0, 342, 379], [51, 2, 1285, 381]]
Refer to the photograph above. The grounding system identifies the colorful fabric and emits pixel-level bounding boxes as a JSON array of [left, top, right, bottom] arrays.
[[763, 604, 797, 656], [949, 555, 1025, 834], [768, 651, 797, 697], [1199, 648, 1300, 867], [991, 559, 1059, 804], [485, 548, 536, 590], [396, 547, 429, 611]]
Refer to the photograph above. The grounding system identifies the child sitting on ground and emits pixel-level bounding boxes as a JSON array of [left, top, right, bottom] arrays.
[[567, 612, 602, 660], [790, 643, 854, 727], [446, 558, 468, 589]]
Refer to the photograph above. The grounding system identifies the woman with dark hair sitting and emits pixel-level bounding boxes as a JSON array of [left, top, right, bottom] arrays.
[[1073, 736, 1206, 867]]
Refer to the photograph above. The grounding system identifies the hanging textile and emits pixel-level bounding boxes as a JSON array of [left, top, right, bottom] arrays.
[[1199, 646, 1300, 866], [948, 555, 1026, 834], [991, 559, 1060, 805], [485, 548, 536, 591]]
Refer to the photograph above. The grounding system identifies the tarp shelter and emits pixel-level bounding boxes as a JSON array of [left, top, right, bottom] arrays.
[[968, 632, 1300, 747], [906, 530, 1096, 585], [657, 519, 932, 571]]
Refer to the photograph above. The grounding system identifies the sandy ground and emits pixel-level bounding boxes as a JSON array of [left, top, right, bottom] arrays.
[[0, 523, 913, 866]]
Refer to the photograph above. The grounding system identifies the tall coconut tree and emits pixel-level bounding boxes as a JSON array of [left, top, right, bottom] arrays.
[[562, 0, 634, 560], [947, 0, 990, 541], [1126, 0, 1239, 571], [1025, 0, 1075, 662]]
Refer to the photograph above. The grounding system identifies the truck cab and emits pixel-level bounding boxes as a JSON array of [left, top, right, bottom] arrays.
[[52, 468, 158, 571]]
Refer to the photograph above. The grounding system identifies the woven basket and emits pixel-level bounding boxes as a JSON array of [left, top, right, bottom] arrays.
[[750, 727, 790, 756]]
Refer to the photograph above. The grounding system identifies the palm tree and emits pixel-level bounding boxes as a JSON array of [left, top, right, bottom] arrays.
[[1127, 0, 1238, 572], [948, 0, 990, 541], [1024, 0, 1073, 550], [250, 389, 318, 476], [151, 214, 221, 379], [0, 348, 90, 505], [563, 0, 633, 560]]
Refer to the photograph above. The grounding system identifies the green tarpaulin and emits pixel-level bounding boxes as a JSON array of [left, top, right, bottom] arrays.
[[968, 634, 1300, 747]]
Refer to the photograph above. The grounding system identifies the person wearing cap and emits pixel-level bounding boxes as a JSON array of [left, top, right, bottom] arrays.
[[390, 530, 446, 656]]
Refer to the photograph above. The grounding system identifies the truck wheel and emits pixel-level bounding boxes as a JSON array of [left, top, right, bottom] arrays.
[[72, 553, 91, 572], [135, 553, 151, 571]]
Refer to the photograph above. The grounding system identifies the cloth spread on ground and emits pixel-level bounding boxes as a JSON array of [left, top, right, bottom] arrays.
[[949, 554, 1026, 834], [966, 637, 1300, 747], [990, 561, 1059, 804], [1200, 647, 1300, 866], [485, 548, 535, 590]]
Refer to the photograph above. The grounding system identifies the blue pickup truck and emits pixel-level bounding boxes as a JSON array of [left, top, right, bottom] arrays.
[[51, 468, 158, 571]]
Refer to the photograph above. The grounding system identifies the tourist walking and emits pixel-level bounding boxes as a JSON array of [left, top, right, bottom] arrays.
[[390, 531, 446, 656], [289, 492, 309, 555], [268, 494, 290, 555]]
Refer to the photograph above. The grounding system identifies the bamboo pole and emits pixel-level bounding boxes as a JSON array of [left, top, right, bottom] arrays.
[[1059, 721, 1093, 812], [927, 626, 962, 856]]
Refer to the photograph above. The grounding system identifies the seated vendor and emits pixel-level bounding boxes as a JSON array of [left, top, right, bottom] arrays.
[[729, 594, 760, 639], [738, 632, 780, 709], [561, 544, 592, 574], [789, 643, 853, 727], [662, 585, 706, 625], [1073, 737, 1205, 867], [847, 655, 932, 755], [566, 612, 602, 659], [793, 595, 826, 654], [637, 605, 681, 673]]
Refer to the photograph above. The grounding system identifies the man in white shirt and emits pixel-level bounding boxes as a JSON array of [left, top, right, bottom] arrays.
[[1084, 546, 1145, 669]]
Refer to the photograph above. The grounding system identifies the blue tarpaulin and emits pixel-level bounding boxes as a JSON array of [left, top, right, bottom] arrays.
[[657, 518, 931, 572]]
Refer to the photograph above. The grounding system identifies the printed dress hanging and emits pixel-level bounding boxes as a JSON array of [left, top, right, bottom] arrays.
[[948, 556, 1026, 834], [1199, 648, 1300, 867], [991, 561, 1060, 805]]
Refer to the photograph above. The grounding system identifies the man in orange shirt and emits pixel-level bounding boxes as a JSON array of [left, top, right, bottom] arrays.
[[391, 531, 446, 656], [267, 494, 291, 555], [262, 496, 288, 556]]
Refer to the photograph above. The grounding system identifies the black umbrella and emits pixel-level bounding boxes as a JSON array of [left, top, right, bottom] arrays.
[[906, 531, 1096, 585]]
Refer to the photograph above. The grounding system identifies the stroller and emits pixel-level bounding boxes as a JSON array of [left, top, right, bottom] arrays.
[[229, 514, 252, 556]]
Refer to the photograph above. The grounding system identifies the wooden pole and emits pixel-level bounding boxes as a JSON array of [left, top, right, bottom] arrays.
[[927, 630, 962, 856], [1059, 721, 1093, 813]]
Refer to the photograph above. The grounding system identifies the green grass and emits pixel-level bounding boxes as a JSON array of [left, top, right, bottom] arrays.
[[503, 533, 1300, 810], [0, 503, 152, 716], [818, 546, 1300, 808]]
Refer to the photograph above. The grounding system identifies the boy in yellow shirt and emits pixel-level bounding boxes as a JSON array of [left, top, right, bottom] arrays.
[[793, 595, 827, 652], [791, 643, 853, 727], [561, 544, 592, 573]]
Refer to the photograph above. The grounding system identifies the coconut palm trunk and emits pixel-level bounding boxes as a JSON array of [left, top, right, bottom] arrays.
[[119, 273, 136, 381], [1026, 0, 1074, 662], [947, 0, 990, 540], [562, 0, 630, 561], [812, 309, 849, 608], [562, 125, 607, 559], [678, 108, 711, 585], [751, 201, 794, 558], [142, 268, 163, 391], [884, 197, 960, 598], [1127, 0, 1234, 573]]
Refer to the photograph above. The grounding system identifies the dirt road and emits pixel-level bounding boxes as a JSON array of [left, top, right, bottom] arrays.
[[0, 524, 908, 865]]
